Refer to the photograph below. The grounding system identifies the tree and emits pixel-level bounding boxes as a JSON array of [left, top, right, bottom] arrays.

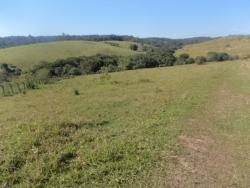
[[130, 44, 139, 51]]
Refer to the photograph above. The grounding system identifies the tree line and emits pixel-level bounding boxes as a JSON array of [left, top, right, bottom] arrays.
[[0, 35, 214, 49], [0, 49, 238, 96]]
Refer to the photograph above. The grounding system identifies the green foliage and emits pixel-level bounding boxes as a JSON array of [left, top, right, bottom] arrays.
[[125, 51, 176, 70], [207, 52, 219, 62], [185, 57, 195, 64], [31, 51, 177, 80], [0, 41, 142, 70], [1, 61, 240, 187], [0, 63, 21, 76], [176, 53, 195, 65], [68, 67, 82, 75], [74, 89, 80, 95], [217, 52, 230, 61], [0, 63, 22, 83], [195, 56, 207, 65], [179, 53, 190, 60], [207, 52, 231, 62], [130, 44, 139, 51], [35, 68, 52, 83]]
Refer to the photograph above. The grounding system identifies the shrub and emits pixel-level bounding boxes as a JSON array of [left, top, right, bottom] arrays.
[[68, 67, 82, 75], [207, 52, 218, 62], [195, 56, 207, 65], [217, 52, 230, 61], [207, 52, 232, 62], [130, 44, 139, 51], [125, 62, 135, 70], [74, 89, 80, 95], [35, 68, 51, 82], [185, 58, 195, 64], [179, 53, 190, 60], [176, 53, 191, 65]]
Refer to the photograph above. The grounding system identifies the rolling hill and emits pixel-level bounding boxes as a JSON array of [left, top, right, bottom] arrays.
[[0, 60, 250, 187], [0, 40, 142, 70], [176, 35, 250, 58]]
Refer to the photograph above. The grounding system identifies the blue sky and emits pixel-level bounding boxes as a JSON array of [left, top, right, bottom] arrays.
[[1, 0, 250, 38]]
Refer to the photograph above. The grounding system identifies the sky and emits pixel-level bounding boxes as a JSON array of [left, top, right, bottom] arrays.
[[1, 0, 250, 38]]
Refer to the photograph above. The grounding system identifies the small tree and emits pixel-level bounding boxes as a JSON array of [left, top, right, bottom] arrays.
[[130, 44, 139, 51]]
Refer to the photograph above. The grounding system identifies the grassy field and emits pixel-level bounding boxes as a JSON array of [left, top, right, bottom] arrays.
[[176, 35, 250, 58], [0, 61, 250, 187], [0, 40, 142, 70]]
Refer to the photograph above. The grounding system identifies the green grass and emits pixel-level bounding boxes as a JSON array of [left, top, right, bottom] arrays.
[[0, 40, 142, 70], [176, 35, 250, 58], [0, 61, 250, 187]]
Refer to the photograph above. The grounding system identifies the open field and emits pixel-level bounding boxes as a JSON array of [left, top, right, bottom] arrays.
[[0, 60, 250, 187], [0, 40, 142, 70], [176, 35, 250, 58]]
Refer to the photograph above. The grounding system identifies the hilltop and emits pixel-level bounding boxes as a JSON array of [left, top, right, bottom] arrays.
[[176, 35, 250, 58], [0, 40, 142, 70]]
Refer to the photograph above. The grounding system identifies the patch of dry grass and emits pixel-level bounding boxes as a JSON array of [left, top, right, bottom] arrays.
[[176, 36, 250, 58]]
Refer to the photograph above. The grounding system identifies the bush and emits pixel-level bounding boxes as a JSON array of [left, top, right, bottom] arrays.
[[176, 53, 191, 65], [195, 56, 207, 65], [179, 53, 190, 60], [185, 58, 195, 64], [130, 44, 139, 51], [151, 51, 176, 66], [125, 62, 135, 70], [217, 52, 230, 61], [206, 52, 231, 62], [35, 68, 51, 82], [68, 67, 82, 75], [74, 89, 80, 95], [207, 52, 218, 62]]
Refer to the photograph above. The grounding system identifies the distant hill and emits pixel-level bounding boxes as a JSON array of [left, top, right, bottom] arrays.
[[0, 35, 136, 49], [0, 35, 214, 49], [176, 35, 250, 58], [141, 37, 214, 49], [0, 40, 142, 70]]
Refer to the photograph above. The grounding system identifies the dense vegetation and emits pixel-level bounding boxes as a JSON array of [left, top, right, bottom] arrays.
[[30, 51, 176, 81], [0, 41, 142, 70], [0, 48, 237, 97], [176, 51, 238, 65], [0, 63, 21, 83]]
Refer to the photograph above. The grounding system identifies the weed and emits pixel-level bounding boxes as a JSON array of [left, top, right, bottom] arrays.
[[74, 89, 80, 95]]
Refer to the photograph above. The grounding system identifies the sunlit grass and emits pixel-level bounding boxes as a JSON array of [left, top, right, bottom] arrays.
[[0, 61, 248, 187]]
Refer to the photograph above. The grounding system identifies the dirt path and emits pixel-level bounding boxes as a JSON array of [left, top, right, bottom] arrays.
[[165, 82, 250, 187]]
